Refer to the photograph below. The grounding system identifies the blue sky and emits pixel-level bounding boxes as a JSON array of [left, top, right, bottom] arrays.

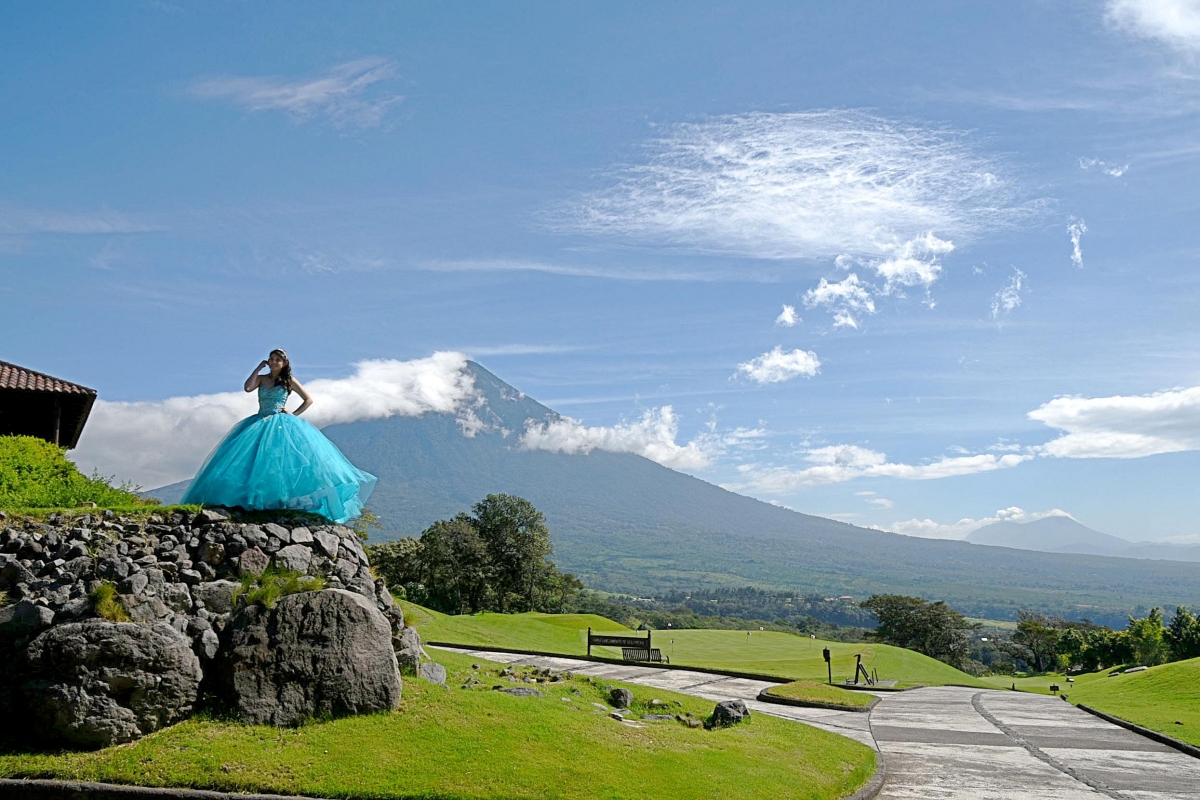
[[5, 1, 1200, 542]]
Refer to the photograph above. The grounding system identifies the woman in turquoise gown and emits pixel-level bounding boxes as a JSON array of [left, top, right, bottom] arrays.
[[182, 350, 377, 524]]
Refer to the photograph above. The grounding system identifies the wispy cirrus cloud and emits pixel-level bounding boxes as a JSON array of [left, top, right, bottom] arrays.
[[1029, 385, 1200, 459], [549, 111, 1032, 263], [990, 268, 1028, 322], [1079, 157, 1129, 177], [726, 444, 1031, 493], [190, 58, 404, 129], [1106, 0, 1200, 55], [0, 206, 160, 235], [735, 346, 821, 385], [1068, 218, 1088, 268], [71, 352, 479, 488]]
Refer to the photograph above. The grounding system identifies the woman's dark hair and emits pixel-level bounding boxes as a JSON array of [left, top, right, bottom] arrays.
[[270, 349, 293, 393]]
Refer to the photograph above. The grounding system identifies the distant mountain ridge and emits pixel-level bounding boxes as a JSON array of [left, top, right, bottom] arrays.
[[968, 516, 1200, 562], [149, 362, 1200, 626]]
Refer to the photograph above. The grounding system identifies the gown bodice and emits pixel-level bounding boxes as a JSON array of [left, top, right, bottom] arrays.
[[257, 384, 289, 416]]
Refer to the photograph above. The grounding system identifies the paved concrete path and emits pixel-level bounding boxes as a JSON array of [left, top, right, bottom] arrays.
[[438, 647, 1200, 799]]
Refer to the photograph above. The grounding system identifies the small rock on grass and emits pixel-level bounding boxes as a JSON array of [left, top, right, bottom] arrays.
[[608, 687, 633, 708], [417, 662, 447, 686], [496, 687, 543, 698]]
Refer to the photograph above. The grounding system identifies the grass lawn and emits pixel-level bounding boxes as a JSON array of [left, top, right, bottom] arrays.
[[1063, 658, 1200, 747], [764, 681, 875, 709], [0, 649, 876, 800], [402, 601, 989, 688]]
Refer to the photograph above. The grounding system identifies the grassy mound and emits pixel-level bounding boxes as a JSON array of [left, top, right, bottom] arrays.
[[0, 436, 148, 510], [1063, 658, 1200, 747], [0, 649, 876, 800], [401, 600, 989, 687], [765, 681, 875, 708]]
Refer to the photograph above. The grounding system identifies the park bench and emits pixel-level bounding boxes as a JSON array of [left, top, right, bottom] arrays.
[[588, 628, 670, 664]]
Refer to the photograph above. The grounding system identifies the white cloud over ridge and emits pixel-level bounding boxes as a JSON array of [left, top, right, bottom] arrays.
[[72, 352, 479, 489], [735, 346, 821, 384], [518, 406, 712, 470], [883, 507, 1073, 540], [1030, 385, 1200, 459], [726, 445, 1030, 493], [1106, 0, 1200, 54], [190, 58, 404, 129], [552, 111, 1029, 262]]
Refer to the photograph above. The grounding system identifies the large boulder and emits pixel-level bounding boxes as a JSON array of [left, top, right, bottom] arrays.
[[19, 620, 202, 748], [218, 588, 402, 726]]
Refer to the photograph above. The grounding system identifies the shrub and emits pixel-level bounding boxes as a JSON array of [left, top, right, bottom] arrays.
[[91, 582, 131, 622], [235, 569, 326, 610], [0, 436, 148, 509]]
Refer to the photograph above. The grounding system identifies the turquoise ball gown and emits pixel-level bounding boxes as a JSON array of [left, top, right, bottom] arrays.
[[181, 384, 377, 524]]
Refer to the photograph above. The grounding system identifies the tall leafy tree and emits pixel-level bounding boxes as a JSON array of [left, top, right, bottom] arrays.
[[1166, 606, 1200, 662], [418, 514, 492, 615], [1013, 611, 1064, 673], [1127, 607, 1170, 667], [472, 493, 552, 612], [860, 594, 978, 669]]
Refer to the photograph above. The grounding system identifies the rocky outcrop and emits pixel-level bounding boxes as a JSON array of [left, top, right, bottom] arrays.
[[0, 508, 426, 747], [219, 589, 402, 726], [20, 620, 202, 748]]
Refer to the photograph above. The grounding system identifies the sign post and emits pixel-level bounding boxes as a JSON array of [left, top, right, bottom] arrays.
[[823, 647, 831, 685]]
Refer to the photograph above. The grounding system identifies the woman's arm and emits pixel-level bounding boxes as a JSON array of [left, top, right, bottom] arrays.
[[289, 378, 313, 416], [244, 360, 268, 392]]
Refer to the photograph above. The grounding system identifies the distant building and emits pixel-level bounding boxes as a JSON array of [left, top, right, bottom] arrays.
[[0, 360, 97, 449]]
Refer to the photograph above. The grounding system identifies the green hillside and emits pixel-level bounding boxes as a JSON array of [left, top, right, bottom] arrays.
[[150, 362, 1200, 626], [406, 601, 988, 687]]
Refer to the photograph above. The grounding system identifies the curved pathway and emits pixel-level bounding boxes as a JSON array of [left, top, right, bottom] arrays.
[[437, 647, 1200, 799]]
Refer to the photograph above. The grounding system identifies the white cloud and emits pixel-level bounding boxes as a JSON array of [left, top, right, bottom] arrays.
[[1106, 0, 1200, 54], [551, 110, 1028, 262], [883, 507, 1073, 540], [990, 268, 1028, 320], [0, 206, 158, 235], [518, 406, 712, 470], [775, 305, 799, 327], [190, 58, 404, 129], [726, 446, 1030, 493], [1079, 157, 1129, 177], [1029, 385, 1200, 459], [1068, 217, 1087, 268], [71, 352, 479, 489], [803, 273, 876, 328], [870, 233, 955, 291], [865, 497, 894, 509], [735, 346, 821, 385]]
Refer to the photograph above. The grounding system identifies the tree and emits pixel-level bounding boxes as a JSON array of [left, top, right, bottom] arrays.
[[472, 494, 552, 612], [1127, 607, 1169, 667], [1166, 606, 1200, 662], [1013, 611, 1064, 673], [860, 594, 978, 669], [365, 537, 423, 590], [418, 514, 492, 615]]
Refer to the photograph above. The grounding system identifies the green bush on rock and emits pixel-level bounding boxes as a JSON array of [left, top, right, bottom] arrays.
[[234, 569, 327, 609], [0, 436, 148, 509]]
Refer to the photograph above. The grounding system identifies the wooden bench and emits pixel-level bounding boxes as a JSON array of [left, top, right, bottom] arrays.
[[588, 628, 669, 663], [621, 647, 670, 664]]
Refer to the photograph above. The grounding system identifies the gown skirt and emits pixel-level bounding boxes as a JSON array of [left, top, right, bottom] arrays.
[[181, 412, 377, 524]]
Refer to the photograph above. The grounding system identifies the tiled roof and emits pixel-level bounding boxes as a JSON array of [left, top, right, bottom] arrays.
[[0, 360, 96, 395]]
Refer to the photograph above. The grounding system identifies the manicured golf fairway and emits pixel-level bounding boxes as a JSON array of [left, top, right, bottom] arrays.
[[403, 600, 988, 687]]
